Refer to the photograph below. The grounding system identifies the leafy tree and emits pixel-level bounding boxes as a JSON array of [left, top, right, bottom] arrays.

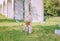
[[44, 0, 57, 16]]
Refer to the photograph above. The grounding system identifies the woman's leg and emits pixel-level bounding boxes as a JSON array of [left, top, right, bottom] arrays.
[[28, 23, 32, 34]]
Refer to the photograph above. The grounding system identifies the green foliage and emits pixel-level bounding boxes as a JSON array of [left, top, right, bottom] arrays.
[[44, 0, 57, 16]]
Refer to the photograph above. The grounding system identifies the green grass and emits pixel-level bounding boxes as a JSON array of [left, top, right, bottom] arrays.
[[0, 14, 60, 41], [0, 14, 7, 19]]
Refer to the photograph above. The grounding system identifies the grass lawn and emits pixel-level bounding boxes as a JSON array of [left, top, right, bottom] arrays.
[[0, 14, 60, 41]]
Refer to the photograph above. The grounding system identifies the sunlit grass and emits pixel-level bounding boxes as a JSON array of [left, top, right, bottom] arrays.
[[0, 14, 7, 19], [46, 17, 60, 22], [0, 23, 60, 41]]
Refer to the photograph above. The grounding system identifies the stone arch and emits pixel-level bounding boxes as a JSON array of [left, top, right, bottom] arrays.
[[0, 0, 44, 22]]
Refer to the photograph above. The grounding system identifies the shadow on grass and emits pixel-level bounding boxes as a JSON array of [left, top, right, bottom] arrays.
[[0, 19, 15, 22], [0, 19, 23, 22]]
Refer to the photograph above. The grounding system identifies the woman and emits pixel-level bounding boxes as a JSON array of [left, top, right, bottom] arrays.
[[24, 12, 32, 34]]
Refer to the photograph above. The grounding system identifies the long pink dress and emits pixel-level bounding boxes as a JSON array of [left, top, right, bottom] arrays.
[[25, 15, 32, 34]]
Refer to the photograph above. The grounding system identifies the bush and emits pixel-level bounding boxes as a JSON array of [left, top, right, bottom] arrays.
[[44, 0, 57, 16]]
